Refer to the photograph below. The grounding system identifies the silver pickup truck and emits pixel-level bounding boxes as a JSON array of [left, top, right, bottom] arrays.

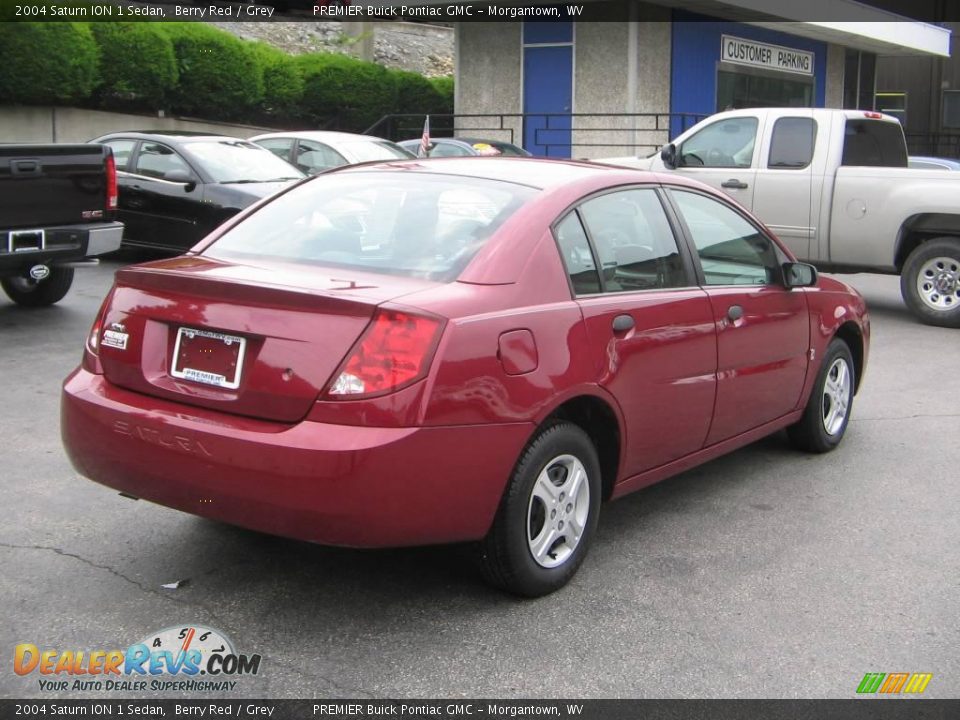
[[601, 108, 960, 328]]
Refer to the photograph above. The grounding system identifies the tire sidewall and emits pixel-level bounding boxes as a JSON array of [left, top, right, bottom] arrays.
[[500, 423, 602, 596], [901, 239, 960, 328]]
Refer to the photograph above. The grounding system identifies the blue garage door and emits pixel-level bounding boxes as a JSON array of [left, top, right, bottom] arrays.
[[523, 22, 573, 158]]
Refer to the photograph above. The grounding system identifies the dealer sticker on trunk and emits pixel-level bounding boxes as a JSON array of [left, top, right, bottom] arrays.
[[101, 329, 129, 350]]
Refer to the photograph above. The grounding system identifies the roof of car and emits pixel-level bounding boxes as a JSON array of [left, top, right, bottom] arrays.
[[92, 131, 250, 144], [249, 131, 392, 143], [335, 156, 652, 190]]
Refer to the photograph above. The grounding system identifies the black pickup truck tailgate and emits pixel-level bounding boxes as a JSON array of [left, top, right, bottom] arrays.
[[0, 144, 111, 229]]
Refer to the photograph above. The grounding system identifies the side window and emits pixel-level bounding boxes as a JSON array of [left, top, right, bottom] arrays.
[[679, 117, 758, 168], [134, 143, 192, 180], [671, 190, 779, 286], [768, 117, 817, 169], [578, 189, 688, 292], [841, 119, 908, 167], [554, 213, 601, 295], [255, 137, 294, 162], [296, 140, 347, 174], [430, 142, 472, 157], [103, 139, 135, 171]]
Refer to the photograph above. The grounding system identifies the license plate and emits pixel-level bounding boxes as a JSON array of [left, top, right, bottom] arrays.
[[171, 328, 246, 390]]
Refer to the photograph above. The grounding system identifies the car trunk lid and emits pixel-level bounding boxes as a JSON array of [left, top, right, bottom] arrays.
[[98, 255, 435, 422]]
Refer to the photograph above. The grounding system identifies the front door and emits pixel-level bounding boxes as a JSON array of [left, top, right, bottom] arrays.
[[668, 188, 810, 445], [672, 114, 760, 209], [523, 22, 573, 158]]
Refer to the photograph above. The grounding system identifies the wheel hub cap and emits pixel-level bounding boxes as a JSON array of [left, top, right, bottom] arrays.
[[916, 257, 960, 310], [526, 454, 590, 569], [821, 358, 852, 437]]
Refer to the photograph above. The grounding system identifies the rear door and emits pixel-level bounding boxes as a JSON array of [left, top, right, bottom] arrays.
[[667, 188, 809, 445], [555, 187, 717, 477]]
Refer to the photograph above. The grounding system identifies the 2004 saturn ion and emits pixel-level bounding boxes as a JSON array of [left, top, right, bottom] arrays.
[[62, 158, 869, 597]]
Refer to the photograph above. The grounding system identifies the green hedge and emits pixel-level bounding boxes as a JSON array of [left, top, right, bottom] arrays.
[[251, 42, 304, 119], [0, 20, 453, 132], [91, 23, 178, 111], [158, 23, 264, 120], [0, 22, 99, 105]]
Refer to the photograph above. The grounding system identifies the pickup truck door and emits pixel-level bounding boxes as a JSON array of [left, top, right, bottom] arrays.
[[751, 113, 825, 262], [670, 115, 760, 209], [667, 188, 809, 445]]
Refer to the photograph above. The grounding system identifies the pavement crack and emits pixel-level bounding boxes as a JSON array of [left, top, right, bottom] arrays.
[[853, 413, 960, 422], [267, 657, 380, 699], [0, 541, 228, 626]]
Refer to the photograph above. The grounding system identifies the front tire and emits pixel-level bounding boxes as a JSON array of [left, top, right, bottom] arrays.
[[787, 338, 855, 454], [478, 421, 601, 597], [900, 238, 960, 328], [1, 267, 74, 307]]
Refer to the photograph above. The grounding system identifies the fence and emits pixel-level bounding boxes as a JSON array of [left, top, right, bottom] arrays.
[[365, 112, 707, 159]]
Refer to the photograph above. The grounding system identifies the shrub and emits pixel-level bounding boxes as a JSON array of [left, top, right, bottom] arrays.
[[0, 22, 100, 105], [392, 69, 442, 116], [297, 52, 398, 132], [90, 23, 177, 111], [159, 23, 263, 120], [430, 76, 455, 115], [251, 42, 303, 120]]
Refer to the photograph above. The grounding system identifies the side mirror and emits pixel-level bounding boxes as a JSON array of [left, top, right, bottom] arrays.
[[783, 262, 818, 288], [165, 170, 196, 190], [660, 143, 677, 170]]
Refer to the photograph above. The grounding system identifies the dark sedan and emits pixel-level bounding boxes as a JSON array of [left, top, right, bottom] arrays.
[[90, 131, 304, 252]]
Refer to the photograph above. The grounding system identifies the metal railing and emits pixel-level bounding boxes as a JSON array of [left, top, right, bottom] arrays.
[[364, 112, 708, 158], [904, 132, 960, 159]]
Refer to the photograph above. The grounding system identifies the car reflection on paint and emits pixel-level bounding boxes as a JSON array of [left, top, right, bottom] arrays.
[[61, 157, 869, 596]]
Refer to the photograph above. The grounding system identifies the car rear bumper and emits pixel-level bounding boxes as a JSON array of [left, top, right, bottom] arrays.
[[61, 369, 533, 548]]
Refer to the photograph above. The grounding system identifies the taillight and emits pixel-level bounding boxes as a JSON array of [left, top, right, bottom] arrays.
[[82, 291, 113, 373], [326, 309, 444, 399], [105, 151, 118, 211]]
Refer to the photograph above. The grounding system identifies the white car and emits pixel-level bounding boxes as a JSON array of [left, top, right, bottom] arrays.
[[249, 131, 414, 175]]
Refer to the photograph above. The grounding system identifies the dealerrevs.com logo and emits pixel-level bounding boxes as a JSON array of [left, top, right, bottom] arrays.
[[14, 626, 262, 693]]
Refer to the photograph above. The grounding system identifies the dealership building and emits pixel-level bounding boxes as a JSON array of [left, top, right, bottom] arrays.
[[448, 0, 951, 157]]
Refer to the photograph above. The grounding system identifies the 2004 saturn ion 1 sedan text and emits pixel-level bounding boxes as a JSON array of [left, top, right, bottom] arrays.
[[62, 158, 869, 597]]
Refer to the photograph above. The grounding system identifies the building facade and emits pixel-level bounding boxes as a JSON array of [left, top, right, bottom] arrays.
[[453, 1, 949, 158]]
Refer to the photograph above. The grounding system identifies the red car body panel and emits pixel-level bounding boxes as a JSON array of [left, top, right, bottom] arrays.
[[61, 158, 870, 549]]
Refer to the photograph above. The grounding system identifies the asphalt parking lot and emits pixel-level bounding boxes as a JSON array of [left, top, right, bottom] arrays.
[[1, 258, 957, 700]]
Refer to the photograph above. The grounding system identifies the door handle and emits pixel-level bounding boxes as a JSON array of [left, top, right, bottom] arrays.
[[727, 305, 744, 322], [721, 179, 749, 189], [612, 314, 635, 333]]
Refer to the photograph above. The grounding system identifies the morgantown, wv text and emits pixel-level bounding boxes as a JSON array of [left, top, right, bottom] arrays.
[[313, 4, 583, 18]]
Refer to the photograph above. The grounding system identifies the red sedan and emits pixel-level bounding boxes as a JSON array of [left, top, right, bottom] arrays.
[[61, 158, 869, 596]]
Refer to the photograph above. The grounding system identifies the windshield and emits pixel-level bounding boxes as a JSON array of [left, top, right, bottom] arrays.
[[184, 140, 304, 183], [344, 140, 414, 163], [205, 171, 538, 282]]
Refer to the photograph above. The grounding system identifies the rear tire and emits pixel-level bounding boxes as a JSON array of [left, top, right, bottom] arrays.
[[787, 338, 855, 454], [900, 238, 960, 328], [1, 267, 74, 307], [478, 421, 601, 597]]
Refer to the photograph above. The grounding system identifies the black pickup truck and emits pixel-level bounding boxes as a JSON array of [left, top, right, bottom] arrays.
[[1, 144, 124, 306]]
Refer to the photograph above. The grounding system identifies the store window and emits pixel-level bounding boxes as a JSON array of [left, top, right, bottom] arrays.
[[717, 70, 813, 111], [875, 92, 907, 125], [843, 50, 877, 110], [943, 91, 960, 129]]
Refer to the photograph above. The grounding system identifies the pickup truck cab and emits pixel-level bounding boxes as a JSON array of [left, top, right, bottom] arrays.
[[1, 144, 123, 306], [602, 108, 960, 328]]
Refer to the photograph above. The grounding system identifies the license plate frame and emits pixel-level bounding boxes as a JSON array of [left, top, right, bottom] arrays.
[[170, 327, 246, 390]]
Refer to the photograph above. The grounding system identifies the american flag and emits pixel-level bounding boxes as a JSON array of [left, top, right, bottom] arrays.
[[418, 115, 431, 158]]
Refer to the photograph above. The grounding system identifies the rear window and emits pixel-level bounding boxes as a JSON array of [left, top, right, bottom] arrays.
[[205, 172, 537, 282], [841, 119, 908, 167]]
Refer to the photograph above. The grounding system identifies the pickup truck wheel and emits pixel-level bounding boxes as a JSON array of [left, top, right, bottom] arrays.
[[901, 238, 960, 328], [1, 267, 74, 307], [477, 421, 601, 597], [787, 338, 855, 454]]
